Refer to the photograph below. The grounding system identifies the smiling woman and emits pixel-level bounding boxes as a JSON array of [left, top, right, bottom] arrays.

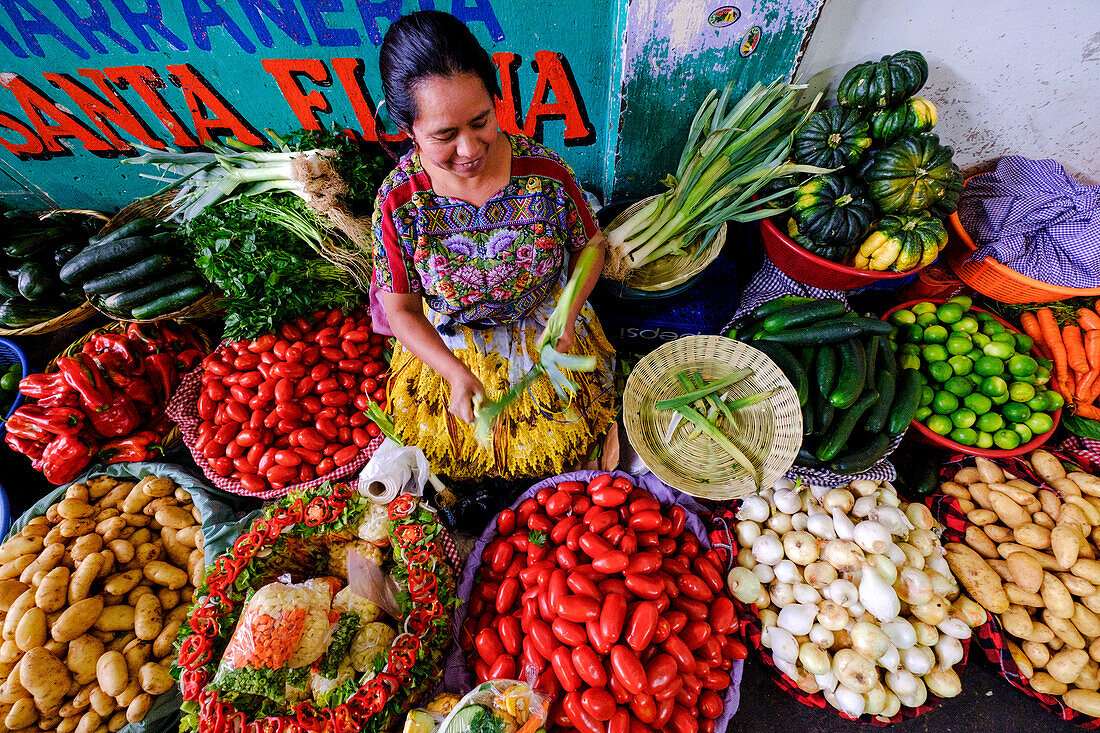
[[370, 10, 615, 483]]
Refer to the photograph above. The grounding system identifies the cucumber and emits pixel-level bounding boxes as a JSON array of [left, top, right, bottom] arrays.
[[817, 389, 880, 462], [445, 706, 489, 733], [15, 262, 50, 301], [814, 401, 834, 437], [130, 284, 207, 319], [102, 271, 203, 312], [53, 240, 85, 268], [865, 336, 880, 383], [848, 315, 893, 336], [60, 235, 159, 284], [801, 398, 814, 436], [0, 298, 70, 327], [754, 341, 808, 406], [750, 295, 816, 322], [86, 218, 156, 247], [829, 338, 867, 409], [0, 275, 17, 300], [754, 319, 863, 346], [887, 368, 925, 435], [815, 345, 838, 397], [832, 433, 891, 474], [865, 340, 898, 434], [762, 299, 847, 332], [82, 253, 172, 295], [795, 447, 824, 467]]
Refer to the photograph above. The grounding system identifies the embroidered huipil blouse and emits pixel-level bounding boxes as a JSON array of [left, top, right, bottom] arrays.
[[371, 134, 599, 327]]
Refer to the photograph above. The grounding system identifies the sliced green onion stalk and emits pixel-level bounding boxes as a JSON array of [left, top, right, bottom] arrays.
[[656, 368, 753, 410], [473, 247, 600, 447], [672, 404, 758, 488], [604, 79, 830, 281]]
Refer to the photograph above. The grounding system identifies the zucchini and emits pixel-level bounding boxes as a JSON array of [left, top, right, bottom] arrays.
[[801, 398, 814, 436], [817, 389, 880, 462], [754, 318, 863, 346], [795, 447, 824, 467], [832, 433, 891, 474], [82, 253, 172, 295], [814, 401, 835, 437], [15, 262, 50, 301], [887, 368, 925, 435], [761, 299, 847, 332], [865, 339, 899, 434], [848, 315, 893, 336], [53, 240, 86, 268], [0, 275, 17, 300], [130, 284, 207, 319], [865, 335, 880, 384], [86, 218, 156, 247], [60, 235, 160, 285], [750, 295, 816, 322], [829, 338, 867, 409], [815, 345, 838, 397], [102, 271, 202, 312], [753, 341, 808, 406], [0, 298, 70, 327]]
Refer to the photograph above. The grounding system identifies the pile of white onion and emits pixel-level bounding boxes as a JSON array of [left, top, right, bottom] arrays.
[[728, 478, 986, 721]]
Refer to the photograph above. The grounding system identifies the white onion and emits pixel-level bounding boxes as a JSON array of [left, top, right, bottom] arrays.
[[759, 608, 778, 629], [753, 562, 775, 584], [764, 625, 798, 664], [928, 570, 957, 600], [774, 559, 800, 584], [895, 676, 927, 708], [850, 480, 880, 497], [848, 601, 866, 617], [851, 621, 890, 660], [767, 511, 793, 535], [913, 621, 939, 647], [752, 534, 783, 566], [885, 668, 920, 701], [793, 583, 821, 605], [864, 682, 887, 716], [832, 683, 867, 718], [934, 635, 964, 669], [737, 495, 769, 522], [925, 666, 962, 698], [859, 565, 900, 622], [897, 542, 925, 570], [853, 495, 878, 518], [804, 561, 838, 589], [806, 513, 836, 540], [784, 531, 821, 566], [774, 655, 802, 682], [791, 511, 809, 531], [878, 690, 901, 720], [726, 567, 762, 604], [827, 579, 859, 608], [823, 488, 855, 514], [897, 568, 935, 606], [910, 597, 949, 626], [882, 619, 917, 650], [823, 540, 864, 572], [830, 508, 855, 541], [774, 477, 796, 491], [937, 617, 971, 640], [926, 552, 952, 580], [854, 521, 891, 555], [878, 644, 901, 673], [810, 623, 834, 648], [879, 487, 902, 508], [868, 554, 898, 585], [907, 528, 939, 557], [778, 602, 817, 636], [736, 550, 756, 569], [906, 503, 934, 531], [833, 649, 878, 693], [815, 669, 838, 694], [735, 521, 761, 549], [799, 642, 832, 675], [901, 645, 935, 676], [774, 488, 801, 515], [817, 600, 850, 631], [869, 504, 913, 536], [770, 581, 795, 607]]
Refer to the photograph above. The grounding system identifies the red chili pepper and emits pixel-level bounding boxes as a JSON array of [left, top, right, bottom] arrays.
[[86, 332, 139, 369], [99, 430, 163, 464], [176, 348, 205, 372], [84, 389, 141, 438], [17, 372, 71, 400], [39, 432, 95, 484], [57, 354, 111, 411], [6, 404, 84, 438], [144, 352, 177, 401]]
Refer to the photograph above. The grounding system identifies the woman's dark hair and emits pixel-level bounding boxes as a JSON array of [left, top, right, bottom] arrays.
[[379, 10, 501, 132]]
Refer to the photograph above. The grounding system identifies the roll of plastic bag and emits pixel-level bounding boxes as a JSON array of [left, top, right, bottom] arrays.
[[357, 439, 430, 503]]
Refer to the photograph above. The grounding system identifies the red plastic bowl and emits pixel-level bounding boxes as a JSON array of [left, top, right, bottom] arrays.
[[883, 299, 1061, 458], [759, 216, 924, 291]]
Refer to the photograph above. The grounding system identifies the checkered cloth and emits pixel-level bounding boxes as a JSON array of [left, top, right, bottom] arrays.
[[958, 156, 1100, 288], [1059, 436, 1100, 474]]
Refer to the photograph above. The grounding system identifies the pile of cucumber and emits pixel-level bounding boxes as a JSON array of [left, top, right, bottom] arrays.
[[60, 218, 209, 320], [732, 296, 925, 474], [0, 211, 92, 328]]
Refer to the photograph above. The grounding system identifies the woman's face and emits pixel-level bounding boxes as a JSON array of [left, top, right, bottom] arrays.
[[409, 72, 500, 179]]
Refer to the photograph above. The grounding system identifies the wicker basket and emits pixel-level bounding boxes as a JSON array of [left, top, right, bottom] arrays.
[[622, 335, 802, 500], [91, 192, 223, 322]]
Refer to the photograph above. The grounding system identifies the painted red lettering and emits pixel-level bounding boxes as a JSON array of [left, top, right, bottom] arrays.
[[106, 65, 198, 147], [0, 74, 115, 155], [330, 56, 404, 142], [166, 63, 266, 146], [490, 51, 522, 135], [524, 49, 594, 145], [0, 110, 45, 158], [262, 58, 331, 131], [45, 70, 168, 150]]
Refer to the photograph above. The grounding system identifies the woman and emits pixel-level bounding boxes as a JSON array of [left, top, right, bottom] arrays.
[[372, 10, 615, 481]]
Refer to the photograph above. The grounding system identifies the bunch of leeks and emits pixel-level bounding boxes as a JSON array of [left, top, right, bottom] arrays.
[[604, 79, 827, 281]]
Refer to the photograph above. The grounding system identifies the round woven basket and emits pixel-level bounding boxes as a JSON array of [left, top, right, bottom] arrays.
[[90, 192, 222, 322], [623, 335, 802, 500]]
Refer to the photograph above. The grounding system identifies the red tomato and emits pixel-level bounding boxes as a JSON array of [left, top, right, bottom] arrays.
[[562, 692, 603, 733], [571, 644, 607, 688], [551, 618, 587, 647], [581, 688, 616, 723], [550, 514, 580, 545], [474, 628, 505, 664], [579, 532, 614, 558], [495, 577, 520, 615], [587, 510, 619, 534], [611, 476, 633, 491], [629, 693, 656, 724], [710, 597, 736, 635], [724, 637, 747, 660], [645, 653, 678, 694], [674, 597, 709, 621], [668, 706, 697, 733], [551, 647, 582, 692], [628, 510, 662, 532], [528, 513, 553, 533], [333, 445, 359, 466], [591, 487, 628, 507], [599, 593, 627, 646], [586, 473, 613, 493], [490, 541, 513, 574], [545, 491, 572, 517], [677, 574, 714, 602], [497, 509, 516, 536], [636, 531, 659, 548], [701, 670, 729, 691], [627, 551, 662, 574], [529, 619, 557, 661], [607, 709, 630, 733], [566, 572, 600, 600], [555, 546, 578, 570], [625, 602, 658, 651], [653, 617, 672, 643], [609, 645, 646, 695], [557, 596, 600, 624], [240, 474, 266, 493], [624, 573, 663, 600], [592, 551, 629, 574], [667, 505, 687, 538], [557, 480, 585, 494]]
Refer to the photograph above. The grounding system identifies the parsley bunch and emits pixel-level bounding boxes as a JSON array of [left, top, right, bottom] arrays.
[[283, 125, 396, 216]]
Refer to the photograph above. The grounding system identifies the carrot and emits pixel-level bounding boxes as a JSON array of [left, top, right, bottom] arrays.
[[1020, 312, 1051, 359], [1038, 308, 1074, 399], [1074, 403, 1100, 420], [1083, 329, 1100, 404], [1079, 308, 1100, 331], [1064, 325, 1090, 373]]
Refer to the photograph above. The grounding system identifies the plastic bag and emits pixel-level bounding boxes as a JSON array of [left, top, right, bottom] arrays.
[[349, 622, 397, 672], [435, 680, 549, 733], [348, 546, 402, 618], [357, 439, 430, 503]]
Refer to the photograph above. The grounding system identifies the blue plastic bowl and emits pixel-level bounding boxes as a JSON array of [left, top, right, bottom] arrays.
[[0, 336, 28, 439], [0, 481, 9, 539]]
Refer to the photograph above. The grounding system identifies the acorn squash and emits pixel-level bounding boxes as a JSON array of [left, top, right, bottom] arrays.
[[869, 97, 937, 144], [793, 106, 873, 169], [790, 174, 876, 249], [928, 163, 964, 218], [837, 50, 929, 110], [787, 219, 852, 263], [854, 213, 947, 271], [862, 134, 958, 214]]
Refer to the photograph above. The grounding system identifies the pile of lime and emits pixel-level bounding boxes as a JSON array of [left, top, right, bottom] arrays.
[[0, 362, 21, 417], [890, 296, 1063, 450]]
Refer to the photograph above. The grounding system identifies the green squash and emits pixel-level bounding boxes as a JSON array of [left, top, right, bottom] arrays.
[[862, 134, 958, 214], [837, 50, 929, 110], [787, 219, 852, 263], [790, 174, 876, 248], [793, 106, 873, 169], [869, 97, 938, 144], [855, 214, 948, 271], [928, 163, 964, 218]]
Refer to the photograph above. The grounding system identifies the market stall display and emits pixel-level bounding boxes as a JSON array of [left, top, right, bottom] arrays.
[[930, 450, 1100, 724], [729, 477, 983, 722], [1016, 306, 1100, 425], [0, 336, 27, 438]]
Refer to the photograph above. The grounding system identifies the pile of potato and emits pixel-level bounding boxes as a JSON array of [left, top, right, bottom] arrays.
[[0, 474, 206, 733], [939, 449, 1100, 718]]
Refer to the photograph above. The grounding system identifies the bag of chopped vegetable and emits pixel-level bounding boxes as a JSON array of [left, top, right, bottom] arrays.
[[436, 680, 549, 733], [177, 485, 457, 733]]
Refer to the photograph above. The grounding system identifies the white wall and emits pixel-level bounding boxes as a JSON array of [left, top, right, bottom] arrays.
[[797, 0, 1100, 183]]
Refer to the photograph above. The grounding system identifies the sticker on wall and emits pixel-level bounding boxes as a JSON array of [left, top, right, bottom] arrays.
[[739, 25, 762, 57], [708, 6, 741, 27]]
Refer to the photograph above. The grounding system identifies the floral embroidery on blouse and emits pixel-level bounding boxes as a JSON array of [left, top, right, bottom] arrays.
[[371, 134, 598, 326]]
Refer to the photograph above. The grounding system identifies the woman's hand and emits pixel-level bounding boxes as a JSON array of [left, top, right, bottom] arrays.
[[553, 324, 576, 354], [445, 366, 485, 423]]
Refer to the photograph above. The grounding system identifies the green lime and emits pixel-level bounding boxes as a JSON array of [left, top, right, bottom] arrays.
[[890, 309, 916, 326], [1026, 393, 1050, 412], [964, 393, 993, 414], [950, 427, 978, 445], [976, 431, 994, 449], [1014, 333, 1034, 353], [990, 390, 1011, 406], [924, 325, 949, 344], [0, 371, 17, 392], [925, 414, 953, 435], [982, 319, 1006, 336], [948, 355, 973, 376], [975, 311, 994, 322], [912, 302, 937, 315], [983, 341, 1015, 360], [923, 344, 949, 363], [994, 429, 1022, 450], [914, 406, 933, 421], [975, 355, 1006, 377], [980, 376, 1009, 399], [976, 412, 1004, 432], [1008, 354, 1039, 378], [932, 391, 959, 414], [917, 312, 939, 327], [949, 295, 973, 311], [953, 316, 979, 335], [928, 361, 954, 383], [973, 333, 992, 349], [945, 375, 974, 396], [1046, 390, 1065, 410], [936, 302, 964, 324], [946, 334, 973, 355], [919, 386, 935, 407], [905, 324, 924, 343], [1009, 382, 1036, 403], [1014, 423, 1033, 444], [1015, 372, 1038, 386], [1002, 401, 1032, 423], [1037, 356, 1053, 370], [1026, 412, 1054, 435], [966, 349, 985, 364], [992, 332, 1017, 346], [1035, 366, 1051, 386], [967, 372, 984, 387], [951, 408, 977, 429]]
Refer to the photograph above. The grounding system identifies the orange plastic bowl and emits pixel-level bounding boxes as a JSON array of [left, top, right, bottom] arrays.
[[759, 216, 926, 291], [883, 299, 1061, 458]]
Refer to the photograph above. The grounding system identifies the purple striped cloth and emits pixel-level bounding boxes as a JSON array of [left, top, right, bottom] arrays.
[[958, 156, 1100, 288]]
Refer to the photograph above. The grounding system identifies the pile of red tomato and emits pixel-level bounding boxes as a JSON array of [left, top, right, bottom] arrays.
[[462, 474, 747, 733], [192, 306, 387, 492]]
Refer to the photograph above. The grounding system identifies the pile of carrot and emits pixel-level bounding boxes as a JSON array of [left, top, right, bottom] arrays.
[[1020, 300, 1100, 420]]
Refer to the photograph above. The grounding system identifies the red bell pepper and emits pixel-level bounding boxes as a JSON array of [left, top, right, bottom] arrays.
[[126, 376, 157, 406], [57, 354, 111, 411], [99, 430, 163, 464], [39, 433, 95, 484], [82, 333, 138, 370], [36, 391, 80, 408], [4, 432, 47, 459], [85, 390, 140, 438], [175, 348, 204, 372], [125, 323, 167, 354], [5, 405, 84, 440], [18, 372, 71, 400], [144, 352, 177, 402]]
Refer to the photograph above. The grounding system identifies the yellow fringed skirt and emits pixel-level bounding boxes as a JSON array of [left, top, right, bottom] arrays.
[[386, 291, 616, 481]]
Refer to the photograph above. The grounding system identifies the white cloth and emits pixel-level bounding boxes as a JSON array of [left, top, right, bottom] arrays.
[[356, 439, 430, 503]]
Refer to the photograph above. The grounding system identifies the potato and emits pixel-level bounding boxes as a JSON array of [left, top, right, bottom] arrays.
[[95, 652, 127, 698], [1029, 671, 1069, 696], [108, 711, 127, 732], [0, 580, 29, 613], [126, 586, 153, 607], [1043, 572, 1077, 619], [1049, 648, 1091, 684], [74, 710, 102, 733], [136, 663, 171, 695], [1032, 449, 1067, 483], [16, 608, 47, 652], [102, 571, 141, 597], [88, 687, 115, 718], [945, 543, 1010, 614], [94, 607, 134, 634], [1068, 495, 1100, 525], [1070, 472, 1100, 498], [121, 642, 149, 678], [120, 515, 150, 530], [6, 696, 39, 729], [1075, 603, 1100, 638], [1014, 523, 1052, 550], [1006, 552, 1044, 594], [976, 457, 1006, 484], [997, 543, 1060, 570], [151, 506, 190, 531], [989, 490, 1031, 529], [59, 716, 80, 733], [34, 567, 69, 613], [114, 681, 139, 708], [105, 541, 133, 565], [70, 535, 103, 565], [3, 589, 35, 641], [0, 536, 44, 565], [991, 482, 1041, 510], [152, 621, 181, 660], [1019, 621, 1056, 644], [125, 693, 153, 725], [20, 648, 70, 704], [0, 554, 36, 582], [1076, 661, 1100, 692], [67, 554, 103, 606], [66, 636, 105, 685], [52, 598, 104, 643], [174, 526, 199, 549], [19, 545, 64, 585], [120, 483, 155, 515], [1000, 606, 1034, 639], [132, 595, 161, 643], [0, 640, 20, 663], [967, 509, 998, 526], [1074, 558, 1100, 584], [955, 467, 981, 485], [1045, 611, 1087, 649], [58, 519, 96, 539], [1022, 640, 1052, 669], [57, 500, 95, 521], [160, 532, 190, 568], [154, 589, 179, 611], [1091, 638, 1100, 664], [1006, 583, 1045, 607], [1005, 639, 1034, 678], [941, 482, 970, 502], [143, 562, 186, 590]]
